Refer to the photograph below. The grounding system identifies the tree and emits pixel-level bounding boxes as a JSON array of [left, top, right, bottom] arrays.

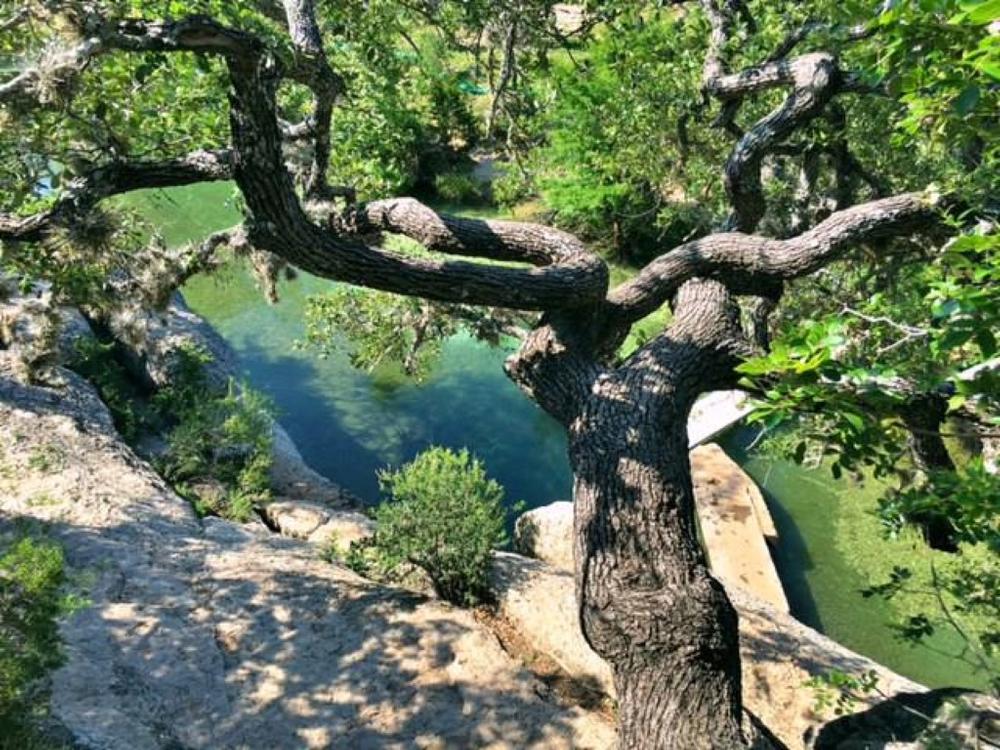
[[2, 1, 997, 747]]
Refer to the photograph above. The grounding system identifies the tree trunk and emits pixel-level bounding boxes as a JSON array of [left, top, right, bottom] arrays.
[[569, 394, 745, 749], [900, 394, 959, 552]]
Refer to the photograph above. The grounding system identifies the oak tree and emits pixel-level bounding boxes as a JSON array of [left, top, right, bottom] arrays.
[[3, 1, 997, 747]]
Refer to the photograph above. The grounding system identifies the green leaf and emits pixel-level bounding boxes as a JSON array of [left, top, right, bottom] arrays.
[[962, 0, 1000, 24], [844, 412, 865, 431], [975, 329, 998, 357], [954, 85, 981, 115]]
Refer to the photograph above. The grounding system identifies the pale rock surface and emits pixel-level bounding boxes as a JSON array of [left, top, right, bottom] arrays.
[[513, 500, 573, 571], [690, 443, 788, 612], [263, 498, 374, 548], [502, 502, 999, 749], [0, 363, 614, 749]]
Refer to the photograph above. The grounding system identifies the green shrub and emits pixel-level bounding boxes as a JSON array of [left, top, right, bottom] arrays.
[[433, 170, 485, 204], [69, 338, 150, 441], [361, 447, 510, 606], [154, 346, 274, 523], [491, 168, 535, 207], [0, 529, 70, 748]]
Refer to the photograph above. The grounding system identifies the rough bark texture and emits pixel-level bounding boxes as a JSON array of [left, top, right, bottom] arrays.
[[553, 281, 754, 748]]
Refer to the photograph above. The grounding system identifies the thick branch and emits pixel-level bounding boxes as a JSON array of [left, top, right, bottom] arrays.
[[250, 198, 610, 310], [273, 0, 344, 196], [0, 150, 233, 243], [721, 53, 842, 231], [698, 1, 876, 232], [607, 192, 940, 325]]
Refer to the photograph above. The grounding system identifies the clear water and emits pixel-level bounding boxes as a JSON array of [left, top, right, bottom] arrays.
[[127, 181, 988, 692]]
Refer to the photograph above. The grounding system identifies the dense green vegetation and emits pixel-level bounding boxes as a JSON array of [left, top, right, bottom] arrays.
[[153, 346, 274, 523], [343, 447, 511, 606], [71, 339, 274, 522], [0, 526, 74, 749]]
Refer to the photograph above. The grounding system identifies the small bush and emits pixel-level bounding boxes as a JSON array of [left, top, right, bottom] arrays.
[[433, 171, 486, 205], [154, 345, 274, 523], [363, 447, 509, 606], [0, 529, 71, 748]]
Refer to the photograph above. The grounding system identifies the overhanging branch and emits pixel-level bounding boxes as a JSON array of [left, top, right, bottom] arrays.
[[607, 191, 941, 325], [0, 150, 233, 243]]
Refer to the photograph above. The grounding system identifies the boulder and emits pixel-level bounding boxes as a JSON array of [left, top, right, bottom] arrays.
[[514, 501, 573, 571], [491, 552, 613, 695]]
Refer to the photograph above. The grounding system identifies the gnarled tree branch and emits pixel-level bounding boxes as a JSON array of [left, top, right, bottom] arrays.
[[607, 191, 940, 325], [0, 149, 233, 244]]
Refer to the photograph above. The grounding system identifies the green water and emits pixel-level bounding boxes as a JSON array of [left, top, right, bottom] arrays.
[[129, 182, 988, 692]]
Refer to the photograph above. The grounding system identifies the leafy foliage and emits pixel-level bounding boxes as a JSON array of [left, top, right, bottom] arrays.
[[301, 287, 458, 379], [807, 667, 992, 748], [154, 345, 274, 523], [300, 263, 528, 379], [433, 169, 487, 204], [806, 669, 880, 717], [0, 527, 74, 749], [349, 447, 510, 606], [69, 337, 151, 440]]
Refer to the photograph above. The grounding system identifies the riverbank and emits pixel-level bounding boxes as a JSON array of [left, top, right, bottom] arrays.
[[127, 181, 994, 691], [4, 277, 997, 747]]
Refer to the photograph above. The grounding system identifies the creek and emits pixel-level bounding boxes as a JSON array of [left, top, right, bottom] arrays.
[[128, 181, 989, 692]]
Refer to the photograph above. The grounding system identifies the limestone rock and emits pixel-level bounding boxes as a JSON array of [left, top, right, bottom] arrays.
[[690, 443, 788, 612], [491, 552, 614, 696], [307, 511, 374, 548], [514, 501, 574, 571], [269, 421, 357, 505], [262, 499, 330, 538], [262, 499, 374, 549], [0, 365, 614, 749]]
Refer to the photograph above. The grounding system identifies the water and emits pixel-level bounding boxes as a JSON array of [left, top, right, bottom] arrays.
[[127, 181, 989, 692]]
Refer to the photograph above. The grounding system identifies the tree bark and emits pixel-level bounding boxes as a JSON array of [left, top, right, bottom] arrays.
[[899, 394, 959, 552], [533, 281, 753, 749], [570, 412, 744, 748]]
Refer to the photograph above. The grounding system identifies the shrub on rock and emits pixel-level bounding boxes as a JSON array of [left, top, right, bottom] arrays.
[[360, 447, 509, 606]]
